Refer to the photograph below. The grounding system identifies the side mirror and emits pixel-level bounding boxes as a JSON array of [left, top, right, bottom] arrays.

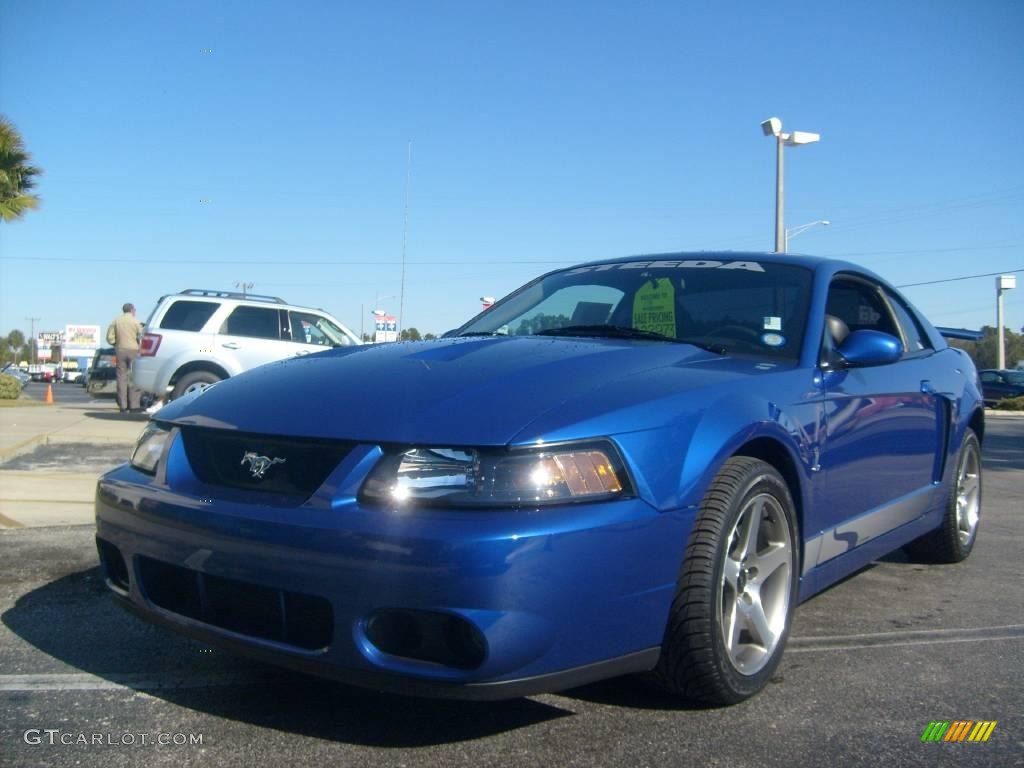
[[837, 330, 903, 367]]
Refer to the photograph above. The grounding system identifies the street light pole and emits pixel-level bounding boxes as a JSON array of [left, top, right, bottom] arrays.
[[775, 134, 784, 253], [996, 275, 1017, 369], [761, 118, 821, 253], [784, 220, 830, 252]]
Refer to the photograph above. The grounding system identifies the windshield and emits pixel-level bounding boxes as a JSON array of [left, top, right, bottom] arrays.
[[290, 311, 356, 347], [1004, 371, 1024, 385], [458, 258, 813, 360]]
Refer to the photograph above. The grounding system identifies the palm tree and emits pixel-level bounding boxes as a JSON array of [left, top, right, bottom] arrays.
[[0, 116, 42, 222]]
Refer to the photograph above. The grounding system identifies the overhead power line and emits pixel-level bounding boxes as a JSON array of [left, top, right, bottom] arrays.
[[897, 267, 1024, 288], [0, 256, 576, 266]]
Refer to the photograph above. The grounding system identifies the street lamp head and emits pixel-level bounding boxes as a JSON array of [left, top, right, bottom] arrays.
[[785, 131, 821, 146], [761, 117, 782, 137]]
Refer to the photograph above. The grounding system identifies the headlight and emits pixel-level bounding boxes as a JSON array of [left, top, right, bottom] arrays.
[[130, 422, 171, 474], [360, 441, 631, 508]]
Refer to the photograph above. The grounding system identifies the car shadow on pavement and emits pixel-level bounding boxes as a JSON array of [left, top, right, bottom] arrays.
[[2, 566, 572, 747], [558, 674, 727, 711]]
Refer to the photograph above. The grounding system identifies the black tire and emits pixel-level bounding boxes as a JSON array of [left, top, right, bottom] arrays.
[[905, 429, 982, 564], [171, 370, 222, 400], [653, 457, 799, 705]]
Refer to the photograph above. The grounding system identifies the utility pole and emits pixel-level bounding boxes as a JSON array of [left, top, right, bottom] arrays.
[[996, 275, 1017, 369], [398, 140, 411, 336], [235, 281, 254, 297], [25, 316, 40, 364]]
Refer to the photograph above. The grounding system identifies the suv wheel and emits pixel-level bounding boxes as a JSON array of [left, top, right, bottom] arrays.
[[172, 371, 222, 399]]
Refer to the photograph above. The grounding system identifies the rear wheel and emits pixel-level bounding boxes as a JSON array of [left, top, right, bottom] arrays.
[[905, 428, 982, 563], [654, 457, 798, 704], [171, 370, 222, 400]]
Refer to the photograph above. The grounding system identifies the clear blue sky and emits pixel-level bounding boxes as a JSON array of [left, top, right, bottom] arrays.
[[2, 0, 1022, 342]]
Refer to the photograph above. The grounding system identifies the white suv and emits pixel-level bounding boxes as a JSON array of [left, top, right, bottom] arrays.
[[132, 289, 361, 400]]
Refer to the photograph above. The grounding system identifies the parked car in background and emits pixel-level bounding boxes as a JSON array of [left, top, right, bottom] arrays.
[[62, 356, 90, 384], [978, 368, 1024, 405], [28, 363, 59, 382], [97, 252, 984, 706], [86, 348, 118, 397], [131, 288, 361, 401]]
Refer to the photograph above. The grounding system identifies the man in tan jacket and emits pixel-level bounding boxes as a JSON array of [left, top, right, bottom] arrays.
[[107, 302, 143, 413]]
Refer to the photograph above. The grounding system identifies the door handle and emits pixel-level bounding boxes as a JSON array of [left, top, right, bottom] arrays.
[[221, 342, 240, 350]]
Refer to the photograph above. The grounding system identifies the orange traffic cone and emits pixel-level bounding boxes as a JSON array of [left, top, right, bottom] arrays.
[[45, 384, 54, 405]]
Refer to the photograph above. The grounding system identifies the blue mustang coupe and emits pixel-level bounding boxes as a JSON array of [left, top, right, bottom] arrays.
[[96, 253, 984, 704]]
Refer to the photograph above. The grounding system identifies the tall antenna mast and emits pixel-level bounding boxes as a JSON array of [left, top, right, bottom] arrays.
[[398, 140, 411, 337]]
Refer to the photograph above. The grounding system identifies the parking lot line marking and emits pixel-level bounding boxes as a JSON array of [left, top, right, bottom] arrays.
[[0, 671, 258, 692], [789, 623, 1024, 653]]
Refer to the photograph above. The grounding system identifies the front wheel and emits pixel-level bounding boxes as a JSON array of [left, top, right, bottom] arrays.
[[171, 371, 222, 400], [654, 457, 798, 705]]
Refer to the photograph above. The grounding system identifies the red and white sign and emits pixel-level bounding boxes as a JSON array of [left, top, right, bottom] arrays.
[[64, 324, 101, 350]]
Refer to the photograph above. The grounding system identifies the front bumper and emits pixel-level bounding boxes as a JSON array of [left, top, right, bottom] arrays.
[[95, 450, 694, 699]]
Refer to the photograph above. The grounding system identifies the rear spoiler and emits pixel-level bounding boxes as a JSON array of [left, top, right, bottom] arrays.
[[936, 327, 984, 342]]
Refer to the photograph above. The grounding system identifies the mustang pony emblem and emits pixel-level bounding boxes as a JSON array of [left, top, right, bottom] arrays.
[[240, 451, 286, 479]]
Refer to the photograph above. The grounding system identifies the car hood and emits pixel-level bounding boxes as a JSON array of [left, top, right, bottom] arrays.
[[159, 336, 759, 445]]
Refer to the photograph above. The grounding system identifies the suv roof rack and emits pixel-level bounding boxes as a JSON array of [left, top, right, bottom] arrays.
[[179, 289, 287, 304]]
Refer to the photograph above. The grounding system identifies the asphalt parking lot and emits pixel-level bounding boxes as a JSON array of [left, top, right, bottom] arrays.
[[1, 418, 1021, 768]]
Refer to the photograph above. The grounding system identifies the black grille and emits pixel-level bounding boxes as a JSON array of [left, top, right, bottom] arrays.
[[137, 556, 333, 650], [181, 427, 353, 500]]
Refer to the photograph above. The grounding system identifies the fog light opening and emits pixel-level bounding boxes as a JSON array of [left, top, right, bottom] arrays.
[[96, 538, 130, 591], [365, 609, 486, 670]]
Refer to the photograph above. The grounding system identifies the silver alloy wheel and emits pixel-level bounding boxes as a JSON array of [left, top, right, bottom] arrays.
[[956, 441, 982, 547], [720, 492, 794, 675]]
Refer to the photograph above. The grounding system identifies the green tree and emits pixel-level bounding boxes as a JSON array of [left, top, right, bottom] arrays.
[[400, 327, 422, 341], [950, 326, 1024, 370], [423, 332, 437, 340], [0, 116, 42, 222]]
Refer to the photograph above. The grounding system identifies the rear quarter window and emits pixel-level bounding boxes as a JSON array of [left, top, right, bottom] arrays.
[[158, 300, 220, 332]]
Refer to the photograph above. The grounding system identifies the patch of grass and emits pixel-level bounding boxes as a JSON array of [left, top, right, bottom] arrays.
[[993, 395, 1024, 411], [0, 398, 47, 408]]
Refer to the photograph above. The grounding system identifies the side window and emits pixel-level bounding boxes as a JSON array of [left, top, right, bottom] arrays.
[[979, 372, 997, 383], [883, 290, 932, 354], [825, 279, 900, 338], [221, 307, 281, 340], [158, 300, 219, 332]]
